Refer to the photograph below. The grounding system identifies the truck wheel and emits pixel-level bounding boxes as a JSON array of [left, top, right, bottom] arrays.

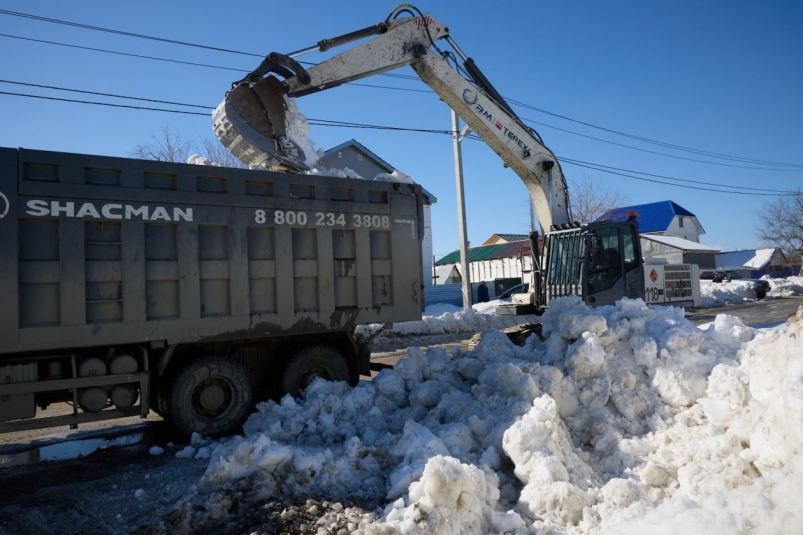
[[756, 289, 766, 299], [281, 346, 349, 398], [164, 355, 254, 438]]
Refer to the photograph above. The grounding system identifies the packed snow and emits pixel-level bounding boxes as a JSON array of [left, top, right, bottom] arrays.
[[701, 275, 803, 308], [283, 96, 322, 169], [766, 275, 803, 299], [190, 297, 803, 534], [700, 280, 761, 307], [357, 301, 538, 340]]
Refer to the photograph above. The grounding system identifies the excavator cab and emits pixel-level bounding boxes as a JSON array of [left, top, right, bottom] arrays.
[[582, 221, 644, 306], [500, 220, 644, 315]]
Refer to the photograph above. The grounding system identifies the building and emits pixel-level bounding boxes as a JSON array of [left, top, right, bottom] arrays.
[[316, 139, 438, 285], [599, 200, 719, 267], [599, 200, 705, 243], [716, 248, 787, 271], [640, 235, 720, 268], [434, 236, 535, 290], [483, 234, 529, 245]]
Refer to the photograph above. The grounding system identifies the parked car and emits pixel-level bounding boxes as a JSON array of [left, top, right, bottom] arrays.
[[700, 270, 771, 299], [498, 283, 530, 300]]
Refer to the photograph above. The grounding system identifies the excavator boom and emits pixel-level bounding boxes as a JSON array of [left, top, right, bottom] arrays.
[[213, 8, 572, 230]]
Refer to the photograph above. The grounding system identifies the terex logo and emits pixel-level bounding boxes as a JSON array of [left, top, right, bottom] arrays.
[[462, 89, 530, 152], [0, 191, 8, 219]]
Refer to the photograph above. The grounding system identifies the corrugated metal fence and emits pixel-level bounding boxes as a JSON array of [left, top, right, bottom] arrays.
[[424, 283, 498, 308], [749, 266, 801, 279]]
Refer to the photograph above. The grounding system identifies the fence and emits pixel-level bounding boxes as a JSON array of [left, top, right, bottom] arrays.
[[748, 266, 801, 279], [424, 282, 499, 308]]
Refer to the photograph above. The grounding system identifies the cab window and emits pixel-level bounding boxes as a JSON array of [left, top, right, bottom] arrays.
[[623, 226, 639, 272], [587, 227, 621, 293]]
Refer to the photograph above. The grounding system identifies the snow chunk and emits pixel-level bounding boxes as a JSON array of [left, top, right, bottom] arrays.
[[175, 446, 196, 459]]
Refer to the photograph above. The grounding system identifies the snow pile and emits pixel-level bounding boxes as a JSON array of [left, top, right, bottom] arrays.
[[308, 166, 417, 185], [199, 298, 803, 534], [701, 280, 757, 307], [186, 154, 220, 167], [306, 166, 364, 179], [374, 170, 414, 184], [767, 275, 803, 298], [283, 96, 322, 169], [702, 275, 803, 307], [358, 304, 539, 337]]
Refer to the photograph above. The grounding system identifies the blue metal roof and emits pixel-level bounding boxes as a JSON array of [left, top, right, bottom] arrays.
[[597, 201, 696, 233]]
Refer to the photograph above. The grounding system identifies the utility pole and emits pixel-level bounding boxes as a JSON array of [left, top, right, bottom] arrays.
[[452, 110, 472, 308]]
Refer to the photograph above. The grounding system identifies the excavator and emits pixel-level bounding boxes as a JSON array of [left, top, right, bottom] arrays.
[[214, 5, 699, 313]]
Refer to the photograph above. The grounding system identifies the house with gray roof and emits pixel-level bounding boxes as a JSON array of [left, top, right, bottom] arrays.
[[316, 139, 438, 285]]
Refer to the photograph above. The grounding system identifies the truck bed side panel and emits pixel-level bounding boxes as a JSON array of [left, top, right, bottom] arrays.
[[1, 148, 424, 355]]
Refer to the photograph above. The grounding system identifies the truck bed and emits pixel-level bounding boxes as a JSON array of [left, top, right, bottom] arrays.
[[0, 147, 425, 356]]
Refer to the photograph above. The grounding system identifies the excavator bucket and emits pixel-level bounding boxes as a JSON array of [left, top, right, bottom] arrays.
[[213, 75, 309, 171]]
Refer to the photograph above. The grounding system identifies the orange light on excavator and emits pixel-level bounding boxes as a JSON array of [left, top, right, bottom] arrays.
[[627, 210, 637, 220]]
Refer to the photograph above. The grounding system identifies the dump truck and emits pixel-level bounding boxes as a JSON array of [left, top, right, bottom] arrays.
[[0, 147, 426, 436]]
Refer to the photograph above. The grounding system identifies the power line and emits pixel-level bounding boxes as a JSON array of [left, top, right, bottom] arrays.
[[558, 159, 781, 196], [519, 116, 803, 172], [0, 79, 215, 110], [0, 9, 262, 57], [0, 9, 803, 171], [0, 34, 429, 95], [0, 88, 796, 196], [0, 33, 251, 73], [508, 97, 803, 168], [557, 156, 792, 193], [0, 90, 210, 116]]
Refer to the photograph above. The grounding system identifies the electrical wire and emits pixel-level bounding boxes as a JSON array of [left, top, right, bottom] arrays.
[[507, 97, 803, 169], [517, 116, 803, 172], [0, 90, 210, 116], [0, 33, 251, 73], [0, 34, 430, 95], [4, 32, 793, 171], [557, 159, 781, 196], [557, 156, 793, 193], [3, 8, 800, 169], [0, 79, 215, 110], [0, 9, 263, 57], [0, 91, 792, 196]]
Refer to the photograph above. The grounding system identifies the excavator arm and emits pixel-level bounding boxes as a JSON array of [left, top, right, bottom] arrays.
[[214, 6, 572, 231]]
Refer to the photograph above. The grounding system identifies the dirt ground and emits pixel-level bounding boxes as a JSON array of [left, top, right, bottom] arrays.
[[1, 296, 801, 534]]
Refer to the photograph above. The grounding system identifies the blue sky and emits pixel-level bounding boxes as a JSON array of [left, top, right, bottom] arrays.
[[1, 0, 801, 261]]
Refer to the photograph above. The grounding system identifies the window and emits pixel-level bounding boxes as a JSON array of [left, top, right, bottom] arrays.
[[623, 226, 640, 272], [678, 217, 684, 228], [587, 227, 622, 294]]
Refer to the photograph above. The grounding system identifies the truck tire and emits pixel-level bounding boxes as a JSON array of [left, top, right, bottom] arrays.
[[281, 345, 349, 398], [163, 355, 255, 438], [756, 289, 766, 299]]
